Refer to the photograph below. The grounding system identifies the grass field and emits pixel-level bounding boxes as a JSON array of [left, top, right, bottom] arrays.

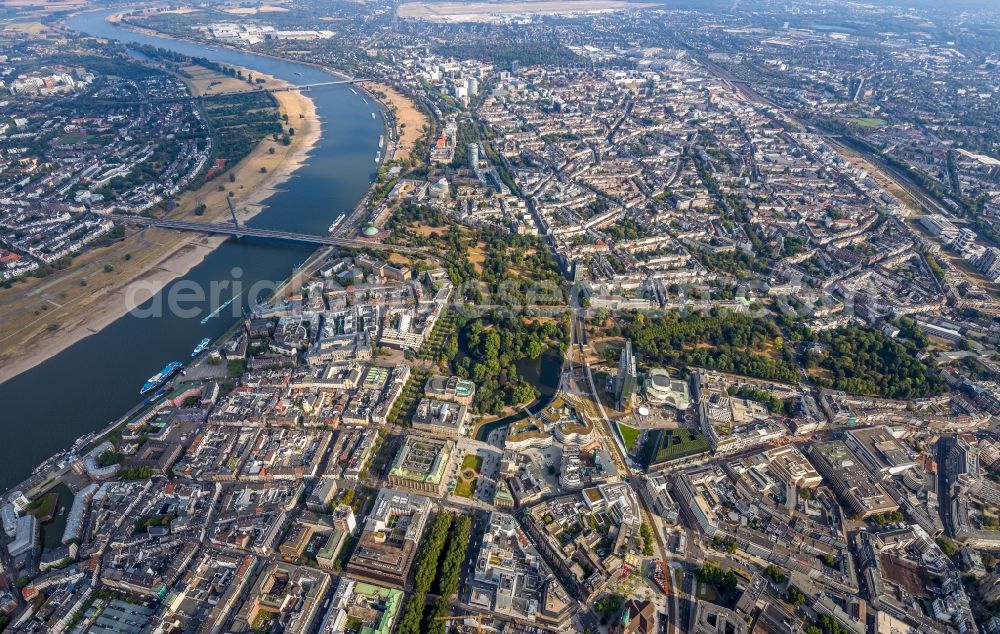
[[180, 63, 257, 98], [221, 5, 289, 14], [56, 132, 86, 145], [618, 422, 641, 451], [462, 454, 484, 472], [643, 428, 709, 466], [853, 117, 888, 128], [454, 453, 483, 498], [454, 478, 475, 497]]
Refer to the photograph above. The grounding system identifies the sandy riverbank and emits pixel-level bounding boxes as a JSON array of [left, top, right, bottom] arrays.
[[111, 8, 427, 159], [361, 81, 428, 160], [0, 63, 322, 385], [109, 9, 425, 168]]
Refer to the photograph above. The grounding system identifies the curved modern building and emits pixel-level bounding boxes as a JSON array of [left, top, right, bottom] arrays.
[[644, 369, 691, 410]]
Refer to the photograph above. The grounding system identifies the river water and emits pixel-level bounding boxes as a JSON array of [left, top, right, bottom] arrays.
[[0, 10, 382, 490]]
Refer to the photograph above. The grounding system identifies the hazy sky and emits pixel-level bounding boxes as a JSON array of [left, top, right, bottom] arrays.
[[829, 0, 999, 10], [656, 0, 999, 13]]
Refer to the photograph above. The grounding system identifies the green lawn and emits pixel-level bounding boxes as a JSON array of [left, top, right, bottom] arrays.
[[462, 454, 483, 472], [617, 423, 641, 450], [455, 453, 482, 498], [454, 477, 476, 498], [57, 132, 86, 145], [853, 117, 888, 128]]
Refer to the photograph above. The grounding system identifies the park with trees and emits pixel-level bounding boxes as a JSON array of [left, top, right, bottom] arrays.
[[440, 310, 567, 416]]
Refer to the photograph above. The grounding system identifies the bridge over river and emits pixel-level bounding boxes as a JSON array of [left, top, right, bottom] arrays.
[[200, 78, 366, 99], [110, 214, 424, 254]]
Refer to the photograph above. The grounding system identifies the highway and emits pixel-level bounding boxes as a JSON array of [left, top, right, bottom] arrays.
[[110, 214, 426, 255]]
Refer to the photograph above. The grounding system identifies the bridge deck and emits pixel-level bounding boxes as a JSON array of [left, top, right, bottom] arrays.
[[110, 215, 422, 254], [201, 78, 363, 99]]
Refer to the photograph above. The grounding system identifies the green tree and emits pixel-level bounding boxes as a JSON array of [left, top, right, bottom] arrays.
[[787, 586, 807, 607], [696, 563, 737, 593], [527, 339, 544, 359], [936, 537, 958, 557], [639, 523, 654, 556], [397, 511, 452, 634], [484, 331, 501, 360], [765, 564, 786, 585]]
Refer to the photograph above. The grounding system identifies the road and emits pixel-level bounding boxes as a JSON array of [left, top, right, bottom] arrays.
[[824, 136, 956, 219], [565, 288, 688, 633], [671, 34, 960, 223]]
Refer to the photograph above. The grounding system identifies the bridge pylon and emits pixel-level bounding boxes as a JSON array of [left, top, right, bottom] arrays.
[[227, 197, 242, 239]]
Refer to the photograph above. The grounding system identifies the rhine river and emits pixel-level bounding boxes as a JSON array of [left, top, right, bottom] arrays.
[[0, 10, 382, 490]]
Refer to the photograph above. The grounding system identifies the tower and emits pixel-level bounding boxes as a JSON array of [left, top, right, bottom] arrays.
[[227, 196, 242, 239], [615, 340, 637, 410]]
